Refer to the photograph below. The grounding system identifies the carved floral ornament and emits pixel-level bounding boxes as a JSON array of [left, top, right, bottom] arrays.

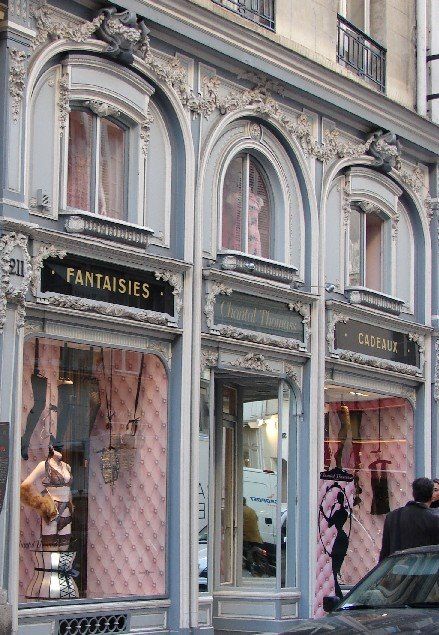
[[229, 352, 272, 372]]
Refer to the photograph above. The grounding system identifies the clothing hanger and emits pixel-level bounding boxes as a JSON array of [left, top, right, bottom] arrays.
[[369, 398, 391, 469]]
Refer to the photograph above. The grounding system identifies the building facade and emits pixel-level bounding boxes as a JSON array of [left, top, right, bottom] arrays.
[[0, 0, 438, 633]]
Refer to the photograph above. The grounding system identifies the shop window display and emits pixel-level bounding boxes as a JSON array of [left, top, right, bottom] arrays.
[[315, 392, 414, 614], [19, 338, 168, 602]]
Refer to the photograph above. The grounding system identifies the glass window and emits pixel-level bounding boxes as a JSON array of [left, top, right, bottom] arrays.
[[217, 381, 293, 590], [222, 154, 271, 258], [315, 390, 414, 611], [67, 109, 126, 220], [348, 207, 384, 292], [19, 337, 167, 602]]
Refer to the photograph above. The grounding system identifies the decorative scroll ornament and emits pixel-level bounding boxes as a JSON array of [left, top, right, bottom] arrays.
[[397, 166, 424, 193], [336, 350, 421, 377], [30, 244, 67, 296], [326, 312, 349, 353], [9, 49, 30, 122], [288, 301, 311, 348], [0, 233, 32, 330], [96, 6, 150, 64], [216, 324, 303, 351], [230, 352, 271, 372], [408, 332, 425, 371], [58, 71, 70, 136], [367, 130, 401, 173], [201, 349, 219, 372], [204, 283, 233, 328], [154, 270, 183, 322], [140, 114, 155, 157], [391, 213, 400, 242], [85, 100, 120, 118], [342, 178, 351, 227], [357, 201, 382, 214]]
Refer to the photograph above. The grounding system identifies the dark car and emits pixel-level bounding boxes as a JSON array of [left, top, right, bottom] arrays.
[[283, 546, 439, 633]]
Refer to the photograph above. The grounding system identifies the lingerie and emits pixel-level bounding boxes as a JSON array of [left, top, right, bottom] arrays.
[[41, 459, 73, 548], [42, 459, 73, 488]]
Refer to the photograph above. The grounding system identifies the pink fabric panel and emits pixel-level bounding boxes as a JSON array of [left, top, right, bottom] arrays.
[[98, 119, 125, 220], [87, 352, 167, 597], [314, 398, 414, 616]]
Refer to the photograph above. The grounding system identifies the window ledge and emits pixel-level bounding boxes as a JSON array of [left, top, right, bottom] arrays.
[[217, 251, 298, 284], [345, 287, 405, 315], [61, 211, 154, 249]]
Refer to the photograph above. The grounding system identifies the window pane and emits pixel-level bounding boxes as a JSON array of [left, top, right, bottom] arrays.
[[222, 157, 244, 251], [365, 213, 383, 291], [349, 208, 362, 286], [20, 338, 168, 602], [248, 159, 270, 258], [67, 111, 92, 211], [98, 119, 125, 220]]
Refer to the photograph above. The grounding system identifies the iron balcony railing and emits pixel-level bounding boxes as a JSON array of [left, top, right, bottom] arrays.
[[337, 14, 386, 92], [212, 0, 275, 31]]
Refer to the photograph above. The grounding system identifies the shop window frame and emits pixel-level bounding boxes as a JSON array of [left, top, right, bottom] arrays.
[[17, 333, 171, 608]]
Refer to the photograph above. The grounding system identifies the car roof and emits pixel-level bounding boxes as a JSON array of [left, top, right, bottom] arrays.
[[391, 545, 439, 556]]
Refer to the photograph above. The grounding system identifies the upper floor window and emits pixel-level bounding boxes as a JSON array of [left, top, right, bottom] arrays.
[[67, 109, 126, 220], [212, 0, 275, 31], [222, 154, 271, 258], [337, 0, 386, 92], [348, 207, 385, 291]]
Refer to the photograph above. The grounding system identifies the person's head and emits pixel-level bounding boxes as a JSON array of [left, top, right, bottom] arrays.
[[412, 477, 434, 503], [432, 479, 439, 504], [336, 491, 345, 505]]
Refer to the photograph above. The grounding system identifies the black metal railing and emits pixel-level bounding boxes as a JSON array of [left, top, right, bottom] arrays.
[[212, 0, 275, 31], [337, 14, 386, 92]]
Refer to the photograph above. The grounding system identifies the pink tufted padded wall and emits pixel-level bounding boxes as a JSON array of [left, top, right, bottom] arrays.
[[314, 397, 414, 616], [19, 339, 168, 602]]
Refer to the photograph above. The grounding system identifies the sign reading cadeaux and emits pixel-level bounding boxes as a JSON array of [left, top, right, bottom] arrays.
[[42, 256, 175, 315], [334, 319, 420, 367], [214, 292, 304, 341]]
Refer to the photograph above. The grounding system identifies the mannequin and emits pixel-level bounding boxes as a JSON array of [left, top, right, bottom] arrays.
[[20, 445, 73, 550], [20, 445, 78, 599]]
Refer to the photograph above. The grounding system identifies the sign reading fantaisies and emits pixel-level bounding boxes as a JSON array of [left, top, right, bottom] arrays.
[[41, 256, 174, 315]]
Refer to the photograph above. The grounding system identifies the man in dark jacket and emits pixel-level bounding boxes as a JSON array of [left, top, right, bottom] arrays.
[[379, 477, 439, 561]]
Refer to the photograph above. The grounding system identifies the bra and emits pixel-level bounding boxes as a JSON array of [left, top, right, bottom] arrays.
[[42, 459, 73, 488]]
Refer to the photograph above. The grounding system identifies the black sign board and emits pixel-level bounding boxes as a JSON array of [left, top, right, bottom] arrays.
[[320, 467, 354, 482], [214, 292, 304, 341], [0, 423, 9, 514], [42, 256, 174, 315], [335, 319, 419, 367]]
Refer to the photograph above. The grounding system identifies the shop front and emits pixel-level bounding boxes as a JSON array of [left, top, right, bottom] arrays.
[[315, 305, 428, 613]]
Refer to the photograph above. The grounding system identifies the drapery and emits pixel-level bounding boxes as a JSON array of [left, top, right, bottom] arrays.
[[67, 110, 92, 211], [98, 118, 125, 219]]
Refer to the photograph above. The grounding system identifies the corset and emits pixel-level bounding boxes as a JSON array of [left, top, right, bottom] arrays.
[[25, 550, 78, 600]]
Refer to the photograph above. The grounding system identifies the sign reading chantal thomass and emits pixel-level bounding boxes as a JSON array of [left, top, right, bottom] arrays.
[[335, 319, 420, 367], [42, 256, 174, 315]]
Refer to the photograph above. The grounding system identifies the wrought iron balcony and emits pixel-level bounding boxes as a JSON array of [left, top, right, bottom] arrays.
[[337, 14, 386, 92], [212, 0, 275, 31]]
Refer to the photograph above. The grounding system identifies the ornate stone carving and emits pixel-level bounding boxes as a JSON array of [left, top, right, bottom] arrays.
[[85, 100, 120, 118], [9, 49, 29, 122], [63, 213, 152, 248], [397, 166, 424, 193], [58, 71, 70, 135], [140, 114, 154, 157], [216, 324, 303, 351], [342, 178, 351, 226], [367, 130, 401, 173], [229, 352, 271, 372], [201, 349, 219, 372], [391, 214, 400, 241], [95, 6, 150, 64], [326, 312, 349, 353], [41, 294, 171, 325], [217, 252, 297, 284], [285, 363, 298, 384], [408, 332, 425, 370], [345, 287, 404, 315], [424, 196, 439, 223], [337, 350, 421, 377], [204, 283, 233, 328], [357, 201, 382, 214], [154, 270, 183, 322], [248, 122, 262, 140], [31, 2, 105, 48], [31, 244, 67, 296], [288, 301, 310, 348], [0, 233, 32, 330]]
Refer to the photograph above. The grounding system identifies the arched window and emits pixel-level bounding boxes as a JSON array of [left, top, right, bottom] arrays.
[[221, 154, 271, 258], [67, 109, 126, 220]]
